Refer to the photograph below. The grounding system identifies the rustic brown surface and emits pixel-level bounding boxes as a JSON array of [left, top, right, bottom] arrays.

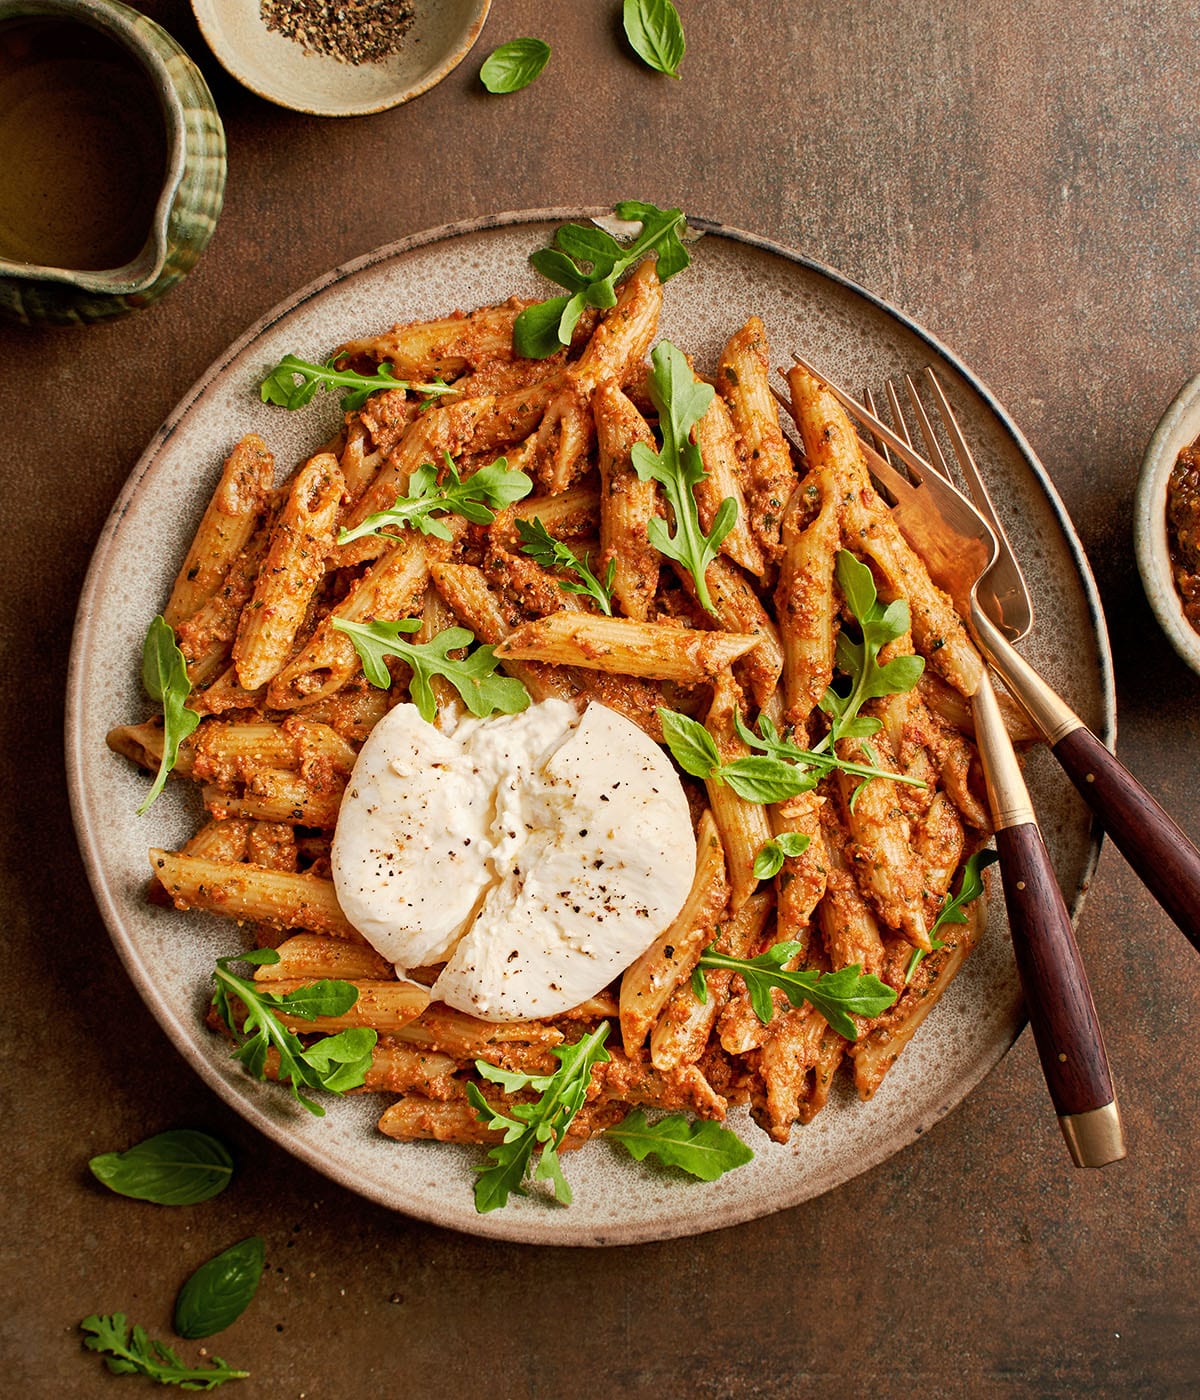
[[2, 2, 1198, 1394]]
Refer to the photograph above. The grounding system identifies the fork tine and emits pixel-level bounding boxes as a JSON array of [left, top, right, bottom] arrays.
[[922, 369, 1013, 557], [902, 374, 954, 484]]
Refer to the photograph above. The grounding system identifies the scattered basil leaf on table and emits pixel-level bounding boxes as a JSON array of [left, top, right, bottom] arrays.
[[622, 0, 686, 78], [174, 1236, 266, 1340], [258, 354, 453, 413], [515, 516, 617, 615], [480, 37, 551, 93], [468, 1023, 611, 1212], [631, 339, 734, 614], [88, 1129, 233, 1205], [606, 1110, 752, 1180], [905, 847, 1000, 983], [80, 1313, 247, 1389], [515, 201, 690, 357], [332, 618, 531, 722], [690, 946, 897, 1039], [337, 454, 533, 545], [210, 950, 377, 1115], [137, 615, 200, 816], [752, 832, 812, 882]]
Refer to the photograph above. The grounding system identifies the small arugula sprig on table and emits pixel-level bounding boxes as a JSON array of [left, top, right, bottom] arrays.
[[905, 848, 999, 983], [137, 616, 200, 815], [81, 1313, 247, 1390], [690, 948, 897, 1040], [468, 1023, 612, 1212], [211, 950, 377, 1116], [632, 339, 735, 615], [337, 454, 533, 545], [515, 517, 617, 615], [332, 618, 530, 723], [259, 354, 454, 414], [515, 201, 691, 358]]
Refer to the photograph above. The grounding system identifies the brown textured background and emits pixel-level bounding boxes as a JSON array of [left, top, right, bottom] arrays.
[[2, 1, 1198, 1394]]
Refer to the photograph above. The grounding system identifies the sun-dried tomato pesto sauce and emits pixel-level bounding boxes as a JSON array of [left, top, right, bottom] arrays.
[[1167, 434, 1200, 633]]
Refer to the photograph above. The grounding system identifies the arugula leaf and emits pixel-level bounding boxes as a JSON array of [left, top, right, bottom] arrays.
[[514, 202, 690, 357], [468, 1023, 611, 1212], [515, 516, 616, 615], [631, 340, 734, 613], [622, 0, 685, 78], [332, 618, 530, 722], [905, 848, 999, 983], [138, 615, 200, 815], [694, 945, 897, 1039], [607, 1110, 752, 1180], [210, 951, 377, 1116], [338, 454, 533, 545], [258, 354, 453, 413], [752, 832, 811, 882], [658, 707, 924, 807], [174, 1236, 265, 1340], [88, 1130, 233, 1205], [815, 551, 926, 755], [80, 1313, 247, 1389], [480, 37, 551, 93]]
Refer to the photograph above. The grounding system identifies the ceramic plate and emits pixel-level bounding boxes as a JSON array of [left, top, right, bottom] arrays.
[[67, 210, 1114, 1245]]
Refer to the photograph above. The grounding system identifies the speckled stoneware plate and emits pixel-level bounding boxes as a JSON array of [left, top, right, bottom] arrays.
[[1134, 372, 1200, 676], [67, 210, 1114, 1246], [190, 0, 490, 117]]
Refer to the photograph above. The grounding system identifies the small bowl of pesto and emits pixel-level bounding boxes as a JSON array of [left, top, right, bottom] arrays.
[[1135, 372, 1200, 677], [0, 0, 226, 326], [190, 0, 491, 117]]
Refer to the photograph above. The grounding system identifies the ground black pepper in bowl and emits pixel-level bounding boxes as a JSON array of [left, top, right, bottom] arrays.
[[261, 0, 415, 65], [1166, 434, 1200, 634]]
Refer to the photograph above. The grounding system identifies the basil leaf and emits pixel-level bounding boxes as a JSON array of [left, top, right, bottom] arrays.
[[480, 37, 550, 93], [607, 1110, 753, 1180], [174, 1236, 265, 1340], [138, 616, 200, 815], [720, 755, 815, 804], [622, 0, 685, 78], [658, 707, 720, 779], [513, 295, 575, 359], [752, 831, 811, 881], [88, 1129, 234, 1206]]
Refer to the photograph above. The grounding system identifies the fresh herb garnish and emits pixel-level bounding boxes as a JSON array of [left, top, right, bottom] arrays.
[[174, 1237, 265, 1341], [138, 615, 200, 816], [515, 516, 616, 614], [606, 1110, 752, 1180], [480, 37, 551, 93], [88, 1130, 233, 1206], [815, 551, 926, 754], [690, 948, 897, 1040], [904, 848, 999, 983], [211, 950, 377, 1116], [258, 354, 454, 414], [468, 1023, 611, 1212], [752, 832, 812, 881], [80, 1313, 247, 1389], [514, 202, 690, 358], [622, 0, 685, 78], [332, 618, 530, 723], [337, 454, 533, 545], [631, 339, 735, 614], [658, 708, 924, 807]]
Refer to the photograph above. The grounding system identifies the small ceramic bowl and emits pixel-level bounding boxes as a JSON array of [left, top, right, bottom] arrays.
[[0, 0, 226, 326], [190, 0, 491, 117], [1134, 372, 1200, 676]]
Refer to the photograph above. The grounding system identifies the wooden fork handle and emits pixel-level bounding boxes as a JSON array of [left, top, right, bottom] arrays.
[[995, 820, 1125, 1167], [1053, 725, 1200, 954]]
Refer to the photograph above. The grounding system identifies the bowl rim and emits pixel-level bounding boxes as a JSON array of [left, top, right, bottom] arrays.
[[0, 0, 189, 291], [189, 0, 491, 117], [1134, 371, 1200, 675]]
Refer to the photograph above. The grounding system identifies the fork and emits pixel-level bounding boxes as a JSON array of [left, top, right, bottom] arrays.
[[828, 362, 1200, 958], [783, 357, 1125, 1167]]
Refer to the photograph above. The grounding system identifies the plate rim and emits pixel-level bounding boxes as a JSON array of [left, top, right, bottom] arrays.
[[66, 207, 1115, 1243]]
